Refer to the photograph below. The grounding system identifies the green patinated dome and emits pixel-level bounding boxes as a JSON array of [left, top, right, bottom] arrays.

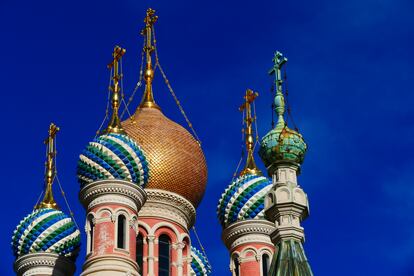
[[259, 119, 307, 167], [259, 62, 307, 168]]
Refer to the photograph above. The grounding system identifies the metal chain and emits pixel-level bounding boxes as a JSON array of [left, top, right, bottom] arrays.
[[54, 136, 80, 230], [33, 190, 44, 210], [95, 68, 113, 137], [120, 38, 146, 119], [192, 226, 212, 271], [152, 27, 202, 145], [283, 68, 299, 132], [119, 57, 134, 120], [55, 174, 80, 230]]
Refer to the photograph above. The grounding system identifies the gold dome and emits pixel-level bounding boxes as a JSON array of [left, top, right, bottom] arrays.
[[122, 107, 208, 207]]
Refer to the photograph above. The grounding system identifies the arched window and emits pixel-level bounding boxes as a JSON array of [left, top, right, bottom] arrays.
[[262, 253, 270, 276], [136, 233, 144, 273], [87, 215, 94, 253], [233, 255, 240, 276], [158, 234, 171, 276], [117, 215, 127, 249]]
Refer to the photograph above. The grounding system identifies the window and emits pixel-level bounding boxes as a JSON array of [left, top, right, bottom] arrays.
[[158, 234, 171, 276], [262, 254, 270, 276], [117, 215, 127, 249], [136, 233, 144, 273], [86, 215, 94, 253], [233, 256, 240, 276]]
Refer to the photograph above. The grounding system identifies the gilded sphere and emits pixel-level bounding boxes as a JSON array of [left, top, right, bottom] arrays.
[[122, 107, 207, 207]]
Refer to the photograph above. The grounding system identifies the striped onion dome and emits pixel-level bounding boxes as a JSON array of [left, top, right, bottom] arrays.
[[77, 133, 149, 187], [11, 208, 80, 259], [191, 246, 212, 276], [217, 173, 272, 228]]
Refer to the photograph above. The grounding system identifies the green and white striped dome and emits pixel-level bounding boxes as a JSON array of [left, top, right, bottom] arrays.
[[191, 246, 211, 276], [217, 173, 272, 228], [11, 208, 80, 259], [77, 133, 149, 187]]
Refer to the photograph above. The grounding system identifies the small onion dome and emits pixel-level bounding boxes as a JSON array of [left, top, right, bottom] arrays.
[[259, 86, 307, 167], [259, 124, 307, 167], [77, 133, 149, 188], [11, 208, 80, 259], [191, 246, 212, 276], [217, 174, 272, 228]]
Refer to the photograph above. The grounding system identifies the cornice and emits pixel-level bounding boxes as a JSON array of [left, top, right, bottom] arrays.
[[139, 189, 196, 229], [222, 219, 275, 251], [14, 252, 75, 275], [79, 179, 147, 211]]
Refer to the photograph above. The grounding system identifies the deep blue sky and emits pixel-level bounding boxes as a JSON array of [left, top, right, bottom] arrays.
[[1, 0, 413, 275]]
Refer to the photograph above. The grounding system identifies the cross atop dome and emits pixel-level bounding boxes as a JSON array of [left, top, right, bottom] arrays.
[[105, 45, 126, 134], [140, 8, 160, 109], [37, 123, 60, 209], [239, 89, 261, 176]]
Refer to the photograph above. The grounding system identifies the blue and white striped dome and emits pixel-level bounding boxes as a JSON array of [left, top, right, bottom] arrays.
[[11, 208, 80, 259], [77, 133, 149, 187], [217, 173, 272, 228], [191, 246, 211, 276]]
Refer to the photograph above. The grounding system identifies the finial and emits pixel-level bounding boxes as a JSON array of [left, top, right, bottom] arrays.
[[239, 89, 262, 176], [37, 123, 60, 210], [139, 8, 160, 110], [269, 51, 287, 128], [105, 45, 126, 134]]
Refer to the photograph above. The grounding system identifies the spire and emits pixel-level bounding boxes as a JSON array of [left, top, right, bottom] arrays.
[[269, 51, 288, 129], [104, 45, 127, 134], [139, 8, 160, 110], [239, 89, 261, 176], [37, 123, 60, 210]]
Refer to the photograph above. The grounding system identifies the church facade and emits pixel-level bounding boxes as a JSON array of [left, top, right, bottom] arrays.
[[11, 8, 313, 276]]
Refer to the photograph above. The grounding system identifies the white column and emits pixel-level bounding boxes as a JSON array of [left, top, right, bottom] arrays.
[[176, 242, 185, 276], [147, 235, 155, 276]]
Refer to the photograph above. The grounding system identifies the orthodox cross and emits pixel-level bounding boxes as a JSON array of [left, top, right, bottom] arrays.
[[105, 45, 126, 134], [37, 123, 60, 209], [239, 89, 261, 176], [269, 51, 287, 94], [140, 8, 159, 109]]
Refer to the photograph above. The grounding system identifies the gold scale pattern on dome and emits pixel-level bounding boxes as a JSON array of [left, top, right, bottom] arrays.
[[122, 8, 207, 207]]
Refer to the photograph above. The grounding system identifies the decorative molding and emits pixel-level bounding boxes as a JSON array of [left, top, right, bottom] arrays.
[[79, 179, 147, 212], [14, 252, 75, 276], [222, 220, 275, 251], [139, 189, 196, 229]]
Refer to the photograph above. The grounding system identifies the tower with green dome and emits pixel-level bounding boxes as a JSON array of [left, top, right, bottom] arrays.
[[260, 51, 313, 275]]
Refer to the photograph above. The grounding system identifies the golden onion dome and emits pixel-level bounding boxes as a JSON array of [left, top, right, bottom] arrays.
[[122, 107, 208, 207]]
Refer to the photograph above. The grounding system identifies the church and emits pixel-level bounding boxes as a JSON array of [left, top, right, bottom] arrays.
[[11, 8, 313, 276]]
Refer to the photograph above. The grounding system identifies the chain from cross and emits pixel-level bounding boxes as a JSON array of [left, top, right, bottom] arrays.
[[269, 51, 288, 93]]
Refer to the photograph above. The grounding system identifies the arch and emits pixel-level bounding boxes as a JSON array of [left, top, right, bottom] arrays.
[[138, 221, 151, 235], [232, 253, 240, 276], [151, 221, 180, 242], [116, 214, 128, 250], [261, 253, 271, 276], [86, 214, 95, 254], [96, 207, 112, 218], [151, 222, 180, 243], [158, 234, 171, 276], [240, 246, 258, 258]]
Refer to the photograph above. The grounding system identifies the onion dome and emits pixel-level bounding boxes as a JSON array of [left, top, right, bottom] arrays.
[[259, 51, 307, 168], [11, 123, 80, 260], [217, 89, 272, 228], [191, 246, 212, 276], [77, 133, 149, 187], [217, 174, 272, 227], [122, 9, 207, 207], [11, 208, 80, 259], [77, 46, 149, 188]]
